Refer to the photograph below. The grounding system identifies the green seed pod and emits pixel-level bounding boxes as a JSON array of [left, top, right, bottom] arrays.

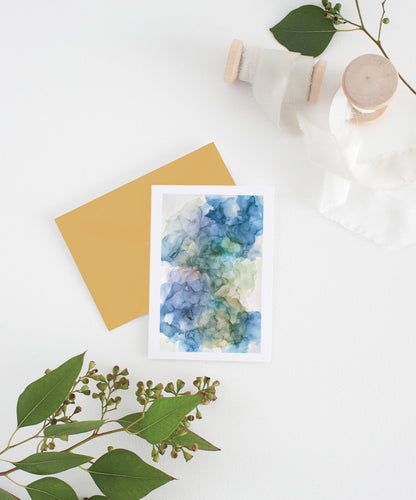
[[88, 361, 96, 371], [48, 442, 55, 450], [82, 378, 89, 384], [165, 382, 175, 393], [335, 3, 341, 10], [107, 446, 114, 452], [183, 450, 193, 462], [146, 380, 153, 388], [176, 379, 185, 391], [44, 368, 51, 374], [96, 382, 107, 392], [115, 396, 122, 404], [120, 368, 129, 376], [106, 373, 113, 381], [171, 450, 178, 459], [112, 365, 120, 374], [196, 408, 202, 419], [383, 17, 390, 24]]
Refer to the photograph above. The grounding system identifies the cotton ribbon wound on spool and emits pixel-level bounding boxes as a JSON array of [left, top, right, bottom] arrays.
[[301, 53, 416, 191], [342, 54, 399, 125], [299, 54, 416, 247], [224, 39, 327, 134]]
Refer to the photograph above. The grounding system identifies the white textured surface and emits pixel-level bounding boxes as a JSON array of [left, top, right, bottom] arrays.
[[1, 1, 416, 499]]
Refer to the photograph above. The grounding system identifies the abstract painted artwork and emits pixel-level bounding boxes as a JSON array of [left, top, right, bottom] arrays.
[[149, 186, 273, 361]]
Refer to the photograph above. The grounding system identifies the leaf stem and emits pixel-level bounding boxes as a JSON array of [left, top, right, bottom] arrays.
[[354, 0, 364, 27], [2, 428, 19, 454], [377, 0, 387, 42], [4, 472, 25, 489], [0, 466, 18, 476]]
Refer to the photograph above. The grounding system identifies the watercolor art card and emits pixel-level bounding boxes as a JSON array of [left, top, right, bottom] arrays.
[[148, 185, 274, 362]]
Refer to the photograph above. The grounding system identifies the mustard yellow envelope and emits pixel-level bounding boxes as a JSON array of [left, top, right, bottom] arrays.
[[55, 144, 235, 330]]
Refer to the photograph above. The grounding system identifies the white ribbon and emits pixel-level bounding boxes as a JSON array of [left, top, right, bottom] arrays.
[[239, 47, 416, 248]]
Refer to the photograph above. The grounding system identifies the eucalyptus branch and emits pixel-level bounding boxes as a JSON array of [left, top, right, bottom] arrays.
[[0, 353, 220, 498], [324, 0, 416, 96]]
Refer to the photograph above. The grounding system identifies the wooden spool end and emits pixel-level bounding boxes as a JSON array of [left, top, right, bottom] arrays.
[[309, 59, 327, 104], [224, 39, 244, 83], [342, 53, 399, 125]]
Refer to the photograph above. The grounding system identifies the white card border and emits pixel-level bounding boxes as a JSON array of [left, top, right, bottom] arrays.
[[148, 185, 274, 362]]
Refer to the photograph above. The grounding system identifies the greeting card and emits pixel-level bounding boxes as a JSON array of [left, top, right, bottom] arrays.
[[149, 185, 274, 361]]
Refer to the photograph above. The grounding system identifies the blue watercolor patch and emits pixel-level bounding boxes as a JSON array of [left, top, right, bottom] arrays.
[[160, 194, 263, 353]]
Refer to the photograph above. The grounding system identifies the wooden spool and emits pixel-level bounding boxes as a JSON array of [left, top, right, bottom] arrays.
[[224, 39, 327, 104], [342, 54, 399, 125]]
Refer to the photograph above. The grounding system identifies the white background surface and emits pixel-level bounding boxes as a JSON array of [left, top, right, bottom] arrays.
[[1, 1, 416, 499]]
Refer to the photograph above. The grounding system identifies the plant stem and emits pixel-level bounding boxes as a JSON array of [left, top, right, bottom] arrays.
[[4, 472, 25, 490], [2, 429, 19, 454], [63, 427, 124, 452], [377, 0, 387, 41], [338, 4, 416, 96], [354, 0, 364, 26], [360, 28, 416, 95], [62, 413, 145, 452], [0, 467, 18, 476]]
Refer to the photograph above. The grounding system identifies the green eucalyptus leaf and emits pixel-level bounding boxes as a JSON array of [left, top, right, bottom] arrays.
[[117, 394, 202, 444], [13, 451, 92, 475], [0, 489, 17, 500], [270, 5, 336, 57], [88, 449, 173, 500], [171, 429, 220, 451], [26, 477, 78, 500], [44, 420, 104, 438], [17, 353, 85, 428]]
